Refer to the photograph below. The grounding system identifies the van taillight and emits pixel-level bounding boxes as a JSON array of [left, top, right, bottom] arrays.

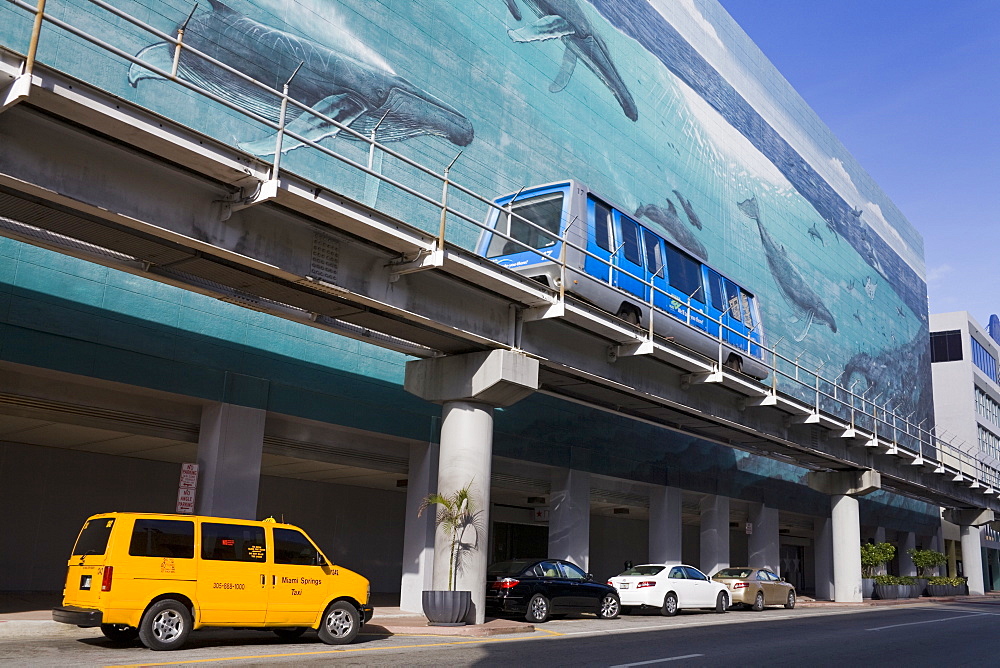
[[491, 578, 519, 589], [101, 566, 113, 592]]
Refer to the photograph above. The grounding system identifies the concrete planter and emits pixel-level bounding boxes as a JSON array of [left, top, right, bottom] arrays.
[[914, 578, 928, 597], [862, 578, 875, 599], [421, 590, 471, 626], [873, 583, 899, 600]]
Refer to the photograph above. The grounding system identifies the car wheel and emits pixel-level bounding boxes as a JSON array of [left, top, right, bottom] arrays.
[[273, 627, 308, 640], [784, 591, 796, 609], [598, 593, 620, 619], [715, 592, 728, 613], [318, 601, 360, 645], [100, 623, 139, 643], [138, 599, 192, 651], [661, 592, 679, 617], [752, 591, 765, 612], [525, 593, 550, 623]]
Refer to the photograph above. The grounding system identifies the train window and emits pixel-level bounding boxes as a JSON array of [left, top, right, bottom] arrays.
[[724, 278, 742, 321], [643, 229, 664, 277], [593, 200, 613, 252], [486, 191, 563, 258], [619, 216, 643, 266], [664, 244, 702, 299], [739, 290, 754, 326], [706, 269, 725, 311]]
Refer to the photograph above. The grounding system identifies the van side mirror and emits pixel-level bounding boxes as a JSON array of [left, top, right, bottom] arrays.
[[316, 552, 326, 566]]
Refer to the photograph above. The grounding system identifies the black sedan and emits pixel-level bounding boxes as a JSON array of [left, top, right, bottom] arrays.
[[485, 558, 620, 623]]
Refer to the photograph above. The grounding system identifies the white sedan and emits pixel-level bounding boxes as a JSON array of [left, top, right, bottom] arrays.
[[608, 564, 729, 616]]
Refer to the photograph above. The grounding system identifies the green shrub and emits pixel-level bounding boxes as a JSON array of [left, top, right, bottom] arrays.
[[873, 574, 898, 585], [907, 548, 948, 577], [896, 575, 916, 585], [927, 576, 966, 586], [861, 543, 896, 578]]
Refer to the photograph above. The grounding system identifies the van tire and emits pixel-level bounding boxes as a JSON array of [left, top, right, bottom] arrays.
[[317, 601, 360, 645], [101, 623, 139, 643], [138, 599, 192, 651]]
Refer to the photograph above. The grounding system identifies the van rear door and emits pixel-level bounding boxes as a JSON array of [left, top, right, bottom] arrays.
[[62, 516, 116, 611]]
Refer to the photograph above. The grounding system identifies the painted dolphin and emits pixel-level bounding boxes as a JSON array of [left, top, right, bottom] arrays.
[[737, 197, 837, 339], [504, 0, 638, 121], [635, 199, 708, 260], [672, 190, 703, 230], [128, 0, 473, 155]]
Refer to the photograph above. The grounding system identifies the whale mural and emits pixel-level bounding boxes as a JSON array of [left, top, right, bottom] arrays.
[[128, 0, 474, 155], [737, 196, 837, 341], [503, 0, 638, 121], [635, 199, 708, 260]]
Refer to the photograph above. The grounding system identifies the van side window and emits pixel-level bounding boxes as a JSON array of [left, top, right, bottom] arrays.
[[202, 523, 266, 562], [274, 528, 320, 566], [129, 519, 194, 558]]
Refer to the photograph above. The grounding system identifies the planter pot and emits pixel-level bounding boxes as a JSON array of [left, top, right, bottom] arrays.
[[421, 590, 472, 626], [927, 584, 955, 597], [873, 583, 898, 600], [862, 578, 875, 599], [914, 578, 928, 597]]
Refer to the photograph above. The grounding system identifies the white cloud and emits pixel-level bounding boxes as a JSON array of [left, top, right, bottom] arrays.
[[926, 264, 953, 284]]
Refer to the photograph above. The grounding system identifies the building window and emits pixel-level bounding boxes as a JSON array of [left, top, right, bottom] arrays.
[[930, 330, 963, 362], [970, 337, 999, 383], [978, 426, 1000, 462], [976, 387, 1000, 429]]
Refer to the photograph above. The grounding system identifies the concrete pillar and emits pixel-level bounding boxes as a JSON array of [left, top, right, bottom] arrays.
[[699, 495, 729, 576], [195, 402, 265, 519], [405, 350, 538, 624], [960, 526, 985, 595], [807, 469, 880, 603], [814, 516, 833, 601], [549, 468, 591, 570], [899, 532, 917, 576], [649, 486, 682, 564], [943, 508, 994, 596], [400, 441, 439, 613], [947, 539, 958, 578], [748, 504, 779, 572]]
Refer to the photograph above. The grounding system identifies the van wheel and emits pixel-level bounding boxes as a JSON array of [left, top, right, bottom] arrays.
[[138, 599, 191, 651], [317, 601, 360, 645], [100, 623, 139, 643], [273, 627, 307, 640]]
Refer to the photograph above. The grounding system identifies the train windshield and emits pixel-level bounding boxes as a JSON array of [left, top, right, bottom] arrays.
[[486, 191, 564, 258]]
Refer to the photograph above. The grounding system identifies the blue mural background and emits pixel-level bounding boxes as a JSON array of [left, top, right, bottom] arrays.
[[0, 0, 937, 520]]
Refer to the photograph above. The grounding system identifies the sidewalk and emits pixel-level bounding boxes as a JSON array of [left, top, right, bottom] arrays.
[[0, 592, 533, 638]]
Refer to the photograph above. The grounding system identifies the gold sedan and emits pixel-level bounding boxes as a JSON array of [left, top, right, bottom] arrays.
[[712, 567, 795, 611]]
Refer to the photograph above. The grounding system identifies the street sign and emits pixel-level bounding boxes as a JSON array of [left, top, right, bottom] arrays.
[[176, 486, 196, 514], [179, 462, 198, 488], [534, 508, 550, 522], [746, 522, 753, 535], [176, 462, 198, 513]]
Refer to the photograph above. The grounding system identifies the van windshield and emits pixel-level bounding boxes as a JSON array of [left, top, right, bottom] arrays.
[[486, 192, 563, 258], [72, 518, 115, 556]]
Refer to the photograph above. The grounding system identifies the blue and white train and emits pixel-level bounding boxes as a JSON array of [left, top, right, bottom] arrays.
[[476, 180, 768, 379]]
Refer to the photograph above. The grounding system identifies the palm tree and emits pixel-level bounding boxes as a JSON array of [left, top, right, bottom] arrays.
[[418, 482, 481, 590]]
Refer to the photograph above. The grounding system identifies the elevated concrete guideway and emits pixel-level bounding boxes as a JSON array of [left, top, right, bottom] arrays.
[[0, 53, 995, 516]]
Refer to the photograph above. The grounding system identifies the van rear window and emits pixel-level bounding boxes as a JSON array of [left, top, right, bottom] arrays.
[[202, 523, 266, 562], [129, 519, 194, 558], [72, 518, 115, 556]]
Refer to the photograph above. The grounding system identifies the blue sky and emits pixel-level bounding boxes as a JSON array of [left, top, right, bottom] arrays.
[[718, 0, 1000, 327]]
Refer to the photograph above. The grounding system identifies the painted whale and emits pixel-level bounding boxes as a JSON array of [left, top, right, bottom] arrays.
[[672, 190, 703, 230], [737, 197, 837, 339], [128, 1, 474, 155], [504, 0, 638, 121], [635, 199, 708, 260]]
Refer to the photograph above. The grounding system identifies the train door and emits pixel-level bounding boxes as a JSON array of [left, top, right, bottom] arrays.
[[722, 277, 751, 352], [611, 212, 648, 303], [584, 198, 614, 283], [663, 243, 707, 332], [643, 229, 669, 314], [702, 268, 725, 338]]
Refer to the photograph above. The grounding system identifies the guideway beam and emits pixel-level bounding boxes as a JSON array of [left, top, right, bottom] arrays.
[[808, 470, 880, 602], [405, 350, 538, 624]]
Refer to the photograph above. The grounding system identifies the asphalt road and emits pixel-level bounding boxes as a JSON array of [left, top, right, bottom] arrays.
[[3, 601, 998, 667]]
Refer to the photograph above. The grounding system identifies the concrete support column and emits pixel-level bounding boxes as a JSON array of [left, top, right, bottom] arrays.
[[808, 469, 880, 603], [400, 441, 439, 613], [649, 486, 682, 564], [899, 532, 917, 576], [549, 468, 591, 570], [748, 503, 779, 572], [944, 508, 994, 596], [813, 516, 833, 601], [699, 495, 729, 576], [947, 539, 958, 578], [960, 526, 985, 595], [405, 350, 538, 624], [195, 402, 266, 519]]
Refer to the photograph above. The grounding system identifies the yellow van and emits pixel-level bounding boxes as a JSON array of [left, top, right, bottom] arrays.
[[52, 512, 373, 650]]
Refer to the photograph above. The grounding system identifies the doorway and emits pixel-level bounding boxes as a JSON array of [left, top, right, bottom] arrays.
[[780, 544, 805, 592], [491, 522, 548, 564]]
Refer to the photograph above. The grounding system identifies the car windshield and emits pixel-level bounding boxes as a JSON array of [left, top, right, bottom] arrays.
[[714, 568, 754, 579], [487, 560, 534, 577], [618, 565, 665, 576]]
